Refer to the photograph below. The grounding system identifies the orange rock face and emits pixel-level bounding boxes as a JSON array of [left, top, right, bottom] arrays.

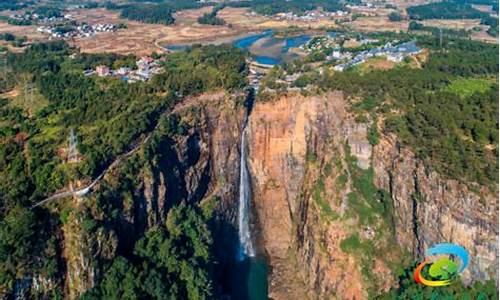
[[247, 92, 319, 259], [246, 91, 378, 299], [245, 90, 498, 299]]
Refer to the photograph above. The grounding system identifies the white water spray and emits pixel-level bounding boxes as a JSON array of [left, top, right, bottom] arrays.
[[238, 125, 255, 261]]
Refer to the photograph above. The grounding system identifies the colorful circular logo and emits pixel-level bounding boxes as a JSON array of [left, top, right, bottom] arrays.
[[413, 243, 469, 287]]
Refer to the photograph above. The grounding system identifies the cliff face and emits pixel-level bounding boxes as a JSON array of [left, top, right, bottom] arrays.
[[372, 134, 499, 284], [245, 91, 498, 299], [137, 91, 244, 239], [63, 213, 117, 299], [59, 90, 498, 299], [62, 92, 245, 299], [246, 91, 391, 299]]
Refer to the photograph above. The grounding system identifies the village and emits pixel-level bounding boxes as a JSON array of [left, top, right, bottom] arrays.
[[84, 55, 165, 83], [247, 36, 422, 93], [273, 10, 349, 22], [331, 40, 422, 71], [9, 9, 123, 39], [299, 33, 422, 71], [8, 11, 67, 25], [37, 23, 122, 39]]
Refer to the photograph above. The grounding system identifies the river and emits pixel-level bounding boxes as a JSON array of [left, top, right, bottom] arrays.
[[233, 30, 311, 65], [166, 30, 314, 66]]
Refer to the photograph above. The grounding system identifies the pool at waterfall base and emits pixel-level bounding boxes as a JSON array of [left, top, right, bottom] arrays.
[[225, 256, 269, 300]]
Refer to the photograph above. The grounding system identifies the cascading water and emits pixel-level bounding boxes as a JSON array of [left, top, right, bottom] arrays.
[[237, 126, 255, 261], [227, 89, 267, 300]]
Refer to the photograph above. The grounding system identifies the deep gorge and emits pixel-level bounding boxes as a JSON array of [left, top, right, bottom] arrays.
[[7, 90, 498, 299]]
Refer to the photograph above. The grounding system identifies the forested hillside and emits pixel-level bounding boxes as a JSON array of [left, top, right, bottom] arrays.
[[317, 37, 498, 185], [226, 0, 345, 16], [0, 41, 247, 299], [105, 1, 205, 25], [407, 1, 488, 19]]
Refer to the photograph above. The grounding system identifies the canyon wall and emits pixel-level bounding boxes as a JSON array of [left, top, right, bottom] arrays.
[[372, 134, 499, 284], [246, 91, 390, 299], [58, 90, 498, 299], [61, 92, 245, 299], [246, 91, 498, 299]]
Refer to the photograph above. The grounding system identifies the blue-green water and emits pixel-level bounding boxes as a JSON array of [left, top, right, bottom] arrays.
[[254, 56, 279, 65], [233, 30, 273, 49], [166, 30, 312, 66], [227, 256, 268, 300], [283, 35, 311, 52], [233, 30, 311, 65], [327, 31, 338, 38]]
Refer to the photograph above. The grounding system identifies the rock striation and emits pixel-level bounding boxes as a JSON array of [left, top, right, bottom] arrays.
[[245, 91, 498, 299]]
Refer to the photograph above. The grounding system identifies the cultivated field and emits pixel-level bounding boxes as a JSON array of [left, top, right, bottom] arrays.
[[0, 2, 496, 56], [422, 19, 498, 43], [218, 7, 340, 30], [347, 17, 409, 32], [422, 18, 484, 30], [0, 22, 45, 41], [384, 0, 432, 11], [344, 4, 408, 32], [70, 8, 244, 55]]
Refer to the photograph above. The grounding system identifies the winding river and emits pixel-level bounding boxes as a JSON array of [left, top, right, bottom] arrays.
[[166, 30, 313, 66]]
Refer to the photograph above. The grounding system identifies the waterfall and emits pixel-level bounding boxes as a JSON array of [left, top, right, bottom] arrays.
[[237, 125, 255, 261]]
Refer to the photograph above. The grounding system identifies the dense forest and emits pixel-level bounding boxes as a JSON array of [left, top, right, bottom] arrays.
[[107, 0, 205, 24], [197, 4, 226, 26], [481, 15, 499, 37], [226, 0, 346, 16], [0, 32, 26, 47], [406, 0, 499, 36], [32, 6, 62, 18], [407, 1, 488, 19], [0, 41, 248, 299], [120, 4, 175, 25], [0, 0, 32, 11], [388, 12, 404, 22]]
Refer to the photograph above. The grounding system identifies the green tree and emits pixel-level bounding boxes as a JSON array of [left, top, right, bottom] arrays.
[[388, 12, 403, 22]]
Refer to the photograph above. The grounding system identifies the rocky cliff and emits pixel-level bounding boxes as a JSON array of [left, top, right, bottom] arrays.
[[61, 92, 245, 299], [372, 134, 499, 284], [245, 91, 498, 299], [57, 90, 498, 299], [246, 91, 391, 299]]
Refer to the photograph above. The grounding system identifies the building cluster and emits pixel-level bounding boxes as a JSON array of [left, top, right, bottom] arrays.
[[37, 23, 119, 39], [346, 3, 386, 10], [274, 10, 348, 22], [274, 73, 303, 87], [333, 41, 422, 71], [300, 35, 339, 53], [9, 12, 68, 24], [84, 56, 165, 83]]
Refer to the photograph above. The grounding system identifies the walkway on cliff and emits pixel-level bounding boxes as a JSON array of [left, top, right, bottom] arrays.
[[31, 128, 154, 208], [30, 91, 239, 209]]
